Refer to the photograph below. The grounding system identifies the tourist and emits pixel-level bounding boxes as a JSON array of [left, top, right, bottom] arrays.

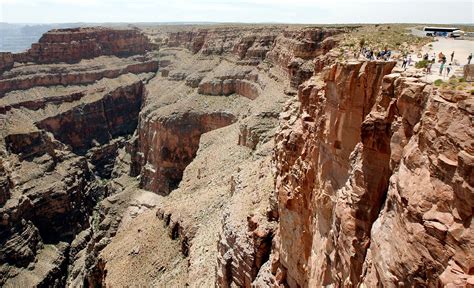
[[402, 57, 408, 69], [450, 51, 454, 62], [446, 63, 452, 76], [408, 56, 412, 66], [438, 52, 444, 61], [427, 62, 432, 74], [468, 53, 472, 65], [439, 62, 445, 76]]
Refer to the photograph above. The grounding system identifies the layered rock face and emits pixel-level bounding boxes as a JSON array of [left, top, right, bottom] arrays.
[[12, 27, 151, 64], [136, 111, 237, 194], [361, 79, 473, 287], [0, 55, 158, 96], [272, 61, 396, 287], [197, 67, 261, 99], [2, 23, 471, 288], [270, 60, 473, 287], [267, 28, 340, 88], [37, 81, 144, 154], [166, 26, 281, 60], [0, 53, 14, 74], [0, 27, 154, 287]]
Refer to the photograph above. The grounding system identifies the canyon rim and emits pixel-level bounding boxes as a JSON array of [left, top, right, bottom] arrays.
[[0, 9, 473, 288]]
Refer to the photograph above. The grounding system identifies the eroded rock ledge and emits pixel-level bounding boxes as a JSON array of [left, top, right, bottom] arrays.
[[264, 61, 473, 287], [136, 111, 237, 195], [12, 27, 151, 64], [0, 26, 154, 287], [1, 24, 471, 288]]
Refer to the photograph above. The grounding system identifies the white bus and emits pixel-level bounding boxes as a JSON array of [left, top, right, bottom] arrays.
[[423, 26, 461, 37]]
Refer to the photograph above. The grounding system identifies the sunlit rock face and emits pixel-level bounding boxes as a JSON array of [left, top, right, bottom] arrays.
[[270, 60, 473, 287]]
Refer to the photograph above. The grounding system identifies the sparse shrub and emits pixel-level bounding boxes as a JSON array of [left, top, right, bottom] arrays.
[[415, 60, 429, 68], [470, 89, 474, 95], [448, 78, 458, 85], [434, 79, 443, 86], [458, 77, 465, 82]]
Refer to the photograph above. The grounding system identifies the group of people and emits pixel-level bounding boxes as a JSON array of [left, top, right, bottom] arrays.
[[401, 56, 412, 69], [401, 50, 473, 77], [435, 51, 452, 76], [359, 44, 472, 79], [361, 47, 392, 61]]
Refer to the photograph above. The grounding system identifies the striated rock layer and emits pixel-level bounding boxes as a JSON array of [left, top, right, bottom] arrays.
[[136, 111, 237, 195], [12, 27, 151, 64], [270, 60, 473, 287], [1, 23, 471, 288], [0, 26, 154, 287]]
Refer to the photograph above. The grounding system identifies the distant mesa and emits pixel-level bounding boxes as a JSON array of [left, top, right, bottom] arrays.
[[0, 26, 152, 73]]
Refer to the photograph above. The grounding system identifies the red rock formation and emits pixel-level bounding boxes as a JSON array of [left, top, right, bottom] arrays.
[[168, 30, 209, 53], [272, 61, 396, 287], [217, 212, 275, 287], [198, 79, 260, 99], [267, 28, 341, 87], [0, 130, 100, 286], [197, 68, 261, 99], [12, 27, 151, 64], [238, 113, 280, 150], [136, 111, 237, 195], [270, 60, 473, 287], [36, 81, 144, 154], [0, 52, 14, 74], [1, 91, 85, 113], [361, 79, 473, 287], [464, 64, 474, 81], [0, 59, 157, 96], [0, 25, 155, 286], [233, 34, 277, 60]]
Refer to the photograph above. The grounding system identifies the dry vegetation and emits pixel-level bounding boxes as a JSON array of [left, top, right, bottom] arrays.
[[340, 24, 432, 57], [434, 76, 474, 94]]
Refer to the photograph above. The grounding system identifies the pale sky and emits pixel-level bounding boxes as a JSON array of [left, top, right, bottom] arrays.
[[0, 0, 473, 24]]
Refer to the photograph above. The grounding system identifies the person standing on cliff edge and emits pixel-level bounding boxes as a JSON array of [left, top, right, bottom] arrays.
[[439, 62, 445, 76], [451, 51, 455, 62], [468, 53, 472, 65]]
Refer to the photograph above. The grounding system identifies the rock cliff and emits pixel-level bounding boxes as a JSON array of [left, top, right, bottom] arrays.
[[0, 27, 154, 287], [1, 24, 471, 288], [269, 61, 473, 287], [12, 27, 151, 64]]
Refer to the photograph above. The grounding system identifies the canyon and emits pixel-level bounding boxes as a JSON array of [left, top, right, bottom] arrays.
[[0, 24, 472, 288]]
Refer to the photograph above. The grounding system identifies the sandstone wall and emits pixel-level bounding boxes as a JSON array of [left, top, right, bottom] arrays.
[[12, 27, 151, 64], [0, 59, 157, 97], [0, 131, 100, 286], [0, 52, 14, 74], [0, 26, 155, 286], [361, 78, 473, 287], [267, 29, 340, 87], [36, 81, 144, 154], [269, 60, 473, 287], [135, 111, 237, 195]]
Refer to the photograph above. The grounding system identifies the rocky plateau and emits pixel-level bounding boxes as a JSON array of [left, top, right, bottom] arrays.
[[0, 24, 472, 288]]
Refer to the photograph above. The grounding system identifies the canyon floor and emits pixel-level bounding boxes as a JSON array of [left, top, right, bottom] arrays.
[[0, 24, 473, 287]]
